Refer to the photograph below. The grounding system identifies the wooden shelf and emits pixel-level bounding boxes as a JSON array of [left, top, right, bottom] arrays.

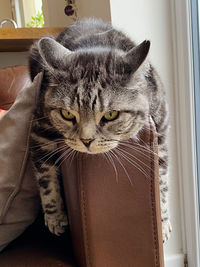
[[0, 28, 65, 52]]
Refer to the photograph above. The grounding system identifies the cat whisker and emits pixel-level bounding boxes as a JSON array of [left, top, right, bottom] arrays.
[[31, 141, 66, 152], [115, 147, 151, 179], [140, 125, 154, 133], [109, 150, 133, 186], [47, 146, 76, 174], [114, 148, 149, 180], [30, 116, 49, 122], [135, 142, 159, 157], [30, 139, 66, 149], [68, 150, 78, 168], [25, 139, 66, 153], [37, 125, 58, 133], [118, 143, 160, 166], [117, 146, 153, 172], [55, 148, 73, 168], [104, 151, 119, 183], [120, 140, 159, 157], [39, 145, 70, 165], [56, 148, 77, 170], [119, 141, 157, 158]]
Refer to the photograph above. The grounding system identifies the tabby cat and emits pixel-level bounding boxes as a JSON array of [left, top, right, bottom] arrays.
[[29, 18, 171, 242]]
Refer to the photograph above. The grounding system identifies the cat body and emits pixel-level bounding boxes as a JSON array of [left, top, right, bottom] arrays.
[[29, 18, 171, 242]]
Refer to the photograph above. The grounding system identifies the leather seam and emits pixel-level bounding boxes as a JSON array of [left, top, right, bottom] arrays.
[[79, 156, 92, 267], [76, 156, 86, 266], [149, 117, 160, 267]]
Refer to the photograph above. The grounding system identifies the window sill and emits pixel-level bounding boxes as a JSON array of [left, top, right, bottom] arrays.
[[164, 253, 185, 267]]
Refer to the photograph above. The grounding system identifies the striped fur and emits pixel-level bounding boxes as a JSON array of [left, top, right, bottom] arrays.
[[29, 18, 171, 241]]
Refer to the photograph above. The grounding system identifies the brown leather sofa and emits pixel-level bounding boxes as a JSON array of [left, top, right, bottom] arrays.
[[0, 66, 164, 267]]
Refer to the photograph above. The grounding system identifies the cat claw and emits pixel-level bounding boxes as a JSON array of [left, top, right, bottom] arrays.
[[44, 212, 68, 236], [162, 220, 172, 243]]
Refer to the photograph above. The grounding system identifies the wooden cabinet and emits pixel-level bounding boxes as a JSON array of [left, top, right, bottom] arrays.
[[0, 28, 64, 52]]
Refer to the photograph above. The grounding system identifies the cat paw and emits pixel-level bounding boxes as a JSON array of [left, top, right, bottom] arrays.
[[44, 212, 68, 236], [162, 220, 172, 243]]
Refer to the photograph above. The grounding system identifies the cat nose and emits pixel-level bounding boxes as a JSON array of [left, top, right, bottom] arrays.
[[80, 138, 94, 148]]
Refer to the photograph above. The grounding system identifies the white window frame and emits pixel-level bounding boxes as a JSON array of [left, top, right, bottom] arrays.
[[170, 0, 200, 266]]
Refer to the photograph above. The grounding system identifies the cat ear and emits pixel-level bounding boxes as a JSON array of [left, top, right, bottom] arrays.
[[125, 40, 150, 74], [38, 37, 72, 69]]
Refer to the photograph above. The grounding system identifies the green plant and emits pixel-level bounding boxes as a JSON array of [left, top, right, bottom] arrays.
[[26, 11, 44, 28]]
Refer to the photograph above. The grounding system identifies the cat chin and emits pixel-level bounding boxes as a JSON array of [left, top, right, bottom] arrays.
[[66, 143, 118, 154]]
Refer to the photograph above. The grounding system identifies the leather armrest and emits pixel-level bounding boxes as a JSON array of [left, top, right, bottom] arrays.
[[0, 66, 30, 110], [61, 118, 164, 267]]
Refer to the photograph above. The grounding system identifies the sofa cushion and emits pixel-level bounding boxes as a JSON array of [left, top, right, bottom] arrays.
[[0, 73, 42, 252]]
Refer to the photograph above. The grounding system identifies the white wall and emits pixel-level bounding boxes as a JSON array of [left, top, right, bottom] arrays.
[[77, 0, 111, 22], [109, 0, 183, 264], [42, 0, 111, 27], [0, 0, 12, 24]]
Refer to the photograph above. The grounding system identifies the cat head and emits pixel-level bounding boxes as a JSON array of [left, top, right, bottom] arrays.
[[29, 37, 150, 154]]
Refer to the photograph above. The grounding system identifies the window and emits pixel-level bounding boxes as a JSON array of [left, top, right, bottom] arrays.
[[171, 0, 200, 266], [12, 0, 44, 28]]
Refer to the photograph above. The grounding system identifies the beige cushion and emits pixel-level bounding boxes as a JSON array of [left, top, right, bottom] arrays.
[[0, 73, 42, 251]]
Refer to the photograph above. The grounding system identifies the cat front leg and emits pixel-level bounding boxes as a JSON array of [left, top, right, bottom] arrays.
[[158, 142, 172, 243], [30, 133, 68, 235], [38, 165, 68, 235]]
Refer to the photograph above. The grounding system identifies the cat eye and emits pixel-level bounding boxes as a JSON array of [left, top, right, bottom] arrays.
[[60, 109, 76, 121], [102, 111, 119, 122]]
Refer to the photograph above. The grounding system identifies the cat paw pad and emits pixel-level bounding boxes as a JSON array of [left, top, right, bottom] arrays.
[[162, 220, 172, 243], [44, 212, 68, 236]]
